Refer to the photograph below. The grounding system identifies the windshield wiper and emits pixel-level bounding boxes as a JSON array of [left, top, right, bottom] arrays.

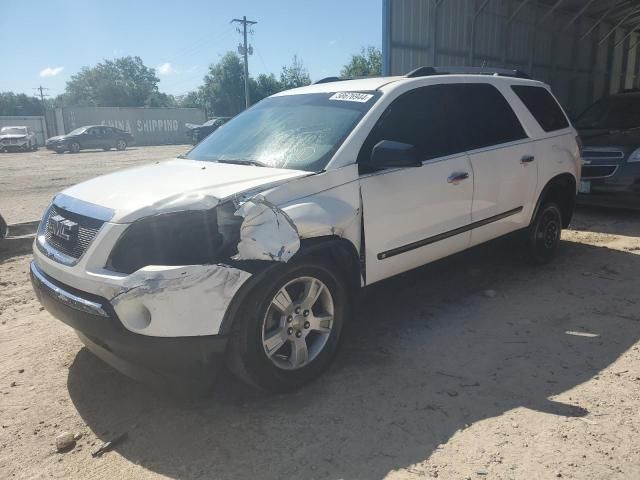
[[216, 159, 269, 167]]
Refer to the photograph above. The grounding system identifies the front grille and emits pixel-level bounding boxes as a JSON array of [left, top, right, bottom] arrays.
[[41, 205, 105, 260], [582, 149, 624, 160], [582, 165, 618, 179]]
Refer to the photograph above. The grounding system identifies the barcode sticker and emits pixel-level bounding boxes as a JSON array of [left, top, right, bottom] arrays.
[[329, 92, 374, 103]]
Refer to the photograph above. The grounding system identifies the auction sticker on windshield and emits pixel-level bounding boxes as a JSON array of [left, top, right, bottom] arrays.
[[329, 92, 374, 103]]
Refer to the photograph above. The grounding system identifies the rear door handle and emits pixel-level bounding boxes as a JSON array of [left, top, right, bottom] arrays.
[[521, 154, 535, 163], [447, 172, 469, 184]]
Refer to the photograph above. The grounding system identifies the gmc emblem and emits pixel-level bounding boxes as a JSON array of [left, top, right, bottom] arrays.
[[48, 214, 78, 241]]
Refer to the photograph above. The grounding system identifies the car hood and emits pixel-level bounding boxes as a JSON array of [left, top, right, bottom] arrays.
[[578, 127, 640, 150], [0, 134, 27, 140], [47, 135, 69, 142], [56, 158, 311, 223]]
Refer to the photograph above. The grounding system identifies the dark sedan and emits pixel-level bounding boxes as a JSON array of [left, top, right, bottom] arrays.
[[185, 117, 229, 145], [575, 91, 640, 208], [46, 125, 134, 154]]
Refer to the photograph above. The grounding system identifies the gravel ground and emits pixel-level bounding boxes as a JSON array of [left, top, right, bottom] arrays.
[[1, 147, 639, 479]]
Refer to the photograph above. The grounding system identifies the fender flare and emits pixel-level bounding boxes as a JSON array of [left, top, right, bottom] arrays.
[[217, 236, 361, 336], [529, 173, 577, 228]]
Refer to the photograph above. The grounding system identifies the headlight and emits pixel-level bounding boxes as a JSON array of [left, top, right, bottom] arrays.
[[106, 202, 241, 274], [628, 148, 640, 163]]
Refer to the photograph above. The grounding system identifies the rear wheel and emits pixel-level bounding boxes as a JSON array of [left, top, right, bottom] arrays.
[[70, 142, 80, 153], [116, 139, 127, 151], [526, 202, 562, 264], [229, 260, 348, 392]]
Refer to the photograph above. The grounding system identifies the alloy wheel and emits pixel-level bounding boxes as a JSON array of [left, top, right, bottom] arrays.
[[261, 276, 334, 371]]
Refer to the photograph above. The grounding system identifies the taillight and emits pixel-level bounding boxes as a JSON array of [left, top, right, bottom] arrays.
[[575, 135, 583, 157]]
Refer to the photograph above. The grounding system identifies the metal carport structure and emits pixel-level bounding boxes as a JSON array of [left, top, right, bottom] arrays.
[[383, 0, 640, 116]]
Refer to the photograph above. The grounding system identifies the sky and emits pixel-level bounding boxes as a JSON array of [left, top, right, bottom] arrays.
[[0, 0, 382, 98]]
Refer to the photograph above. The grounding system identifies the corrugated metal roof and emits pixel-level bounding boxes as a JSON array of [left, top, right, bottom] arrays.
[[543, 0, 640, 34]]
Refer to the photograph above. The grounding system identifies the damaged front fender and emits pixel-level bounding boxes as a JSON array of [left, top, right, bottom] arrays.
[[232, 196, 301, 262]]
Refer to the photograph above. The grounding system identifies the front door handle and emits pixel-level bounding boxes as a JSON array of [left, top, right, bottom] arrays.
[[521, 154, 535, 163], [447, 172, 469, 184]]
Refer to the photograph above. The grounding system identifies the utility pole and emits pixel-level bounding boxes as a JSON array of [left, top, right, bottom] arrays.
[[231, 15, 257, 109], [33, 85, 50, 112]]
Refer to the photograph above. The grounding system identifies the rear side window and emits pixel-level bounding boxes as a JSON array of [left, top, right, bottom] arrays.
[[358, 84, 466, 163], [456, 83, 527, 150], [511, 85, 569, 132]]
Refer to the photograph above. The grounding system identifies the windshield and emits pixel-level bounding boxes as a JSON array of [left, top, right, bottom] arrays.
[[1, 127, 26, 135], [68, 127, 87, 135], [574, 95, 640, 130], [185, 92, 379, 171]]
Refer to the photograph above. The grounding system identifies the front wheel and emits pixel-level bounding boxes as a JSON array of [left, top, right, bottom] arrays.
[[526, 202, 562, 264], [116, 139, 127, 151], [229, 261, 348, 392], [70, 142, 80, 153]]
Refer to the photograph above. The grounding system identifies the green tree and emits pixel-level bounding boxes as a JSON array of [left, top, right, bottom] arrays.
[[0, 92, 44, 115], [279, 55, 311, 90], [251, 73, 283, 103], [61, 56, 166, 107], [340, 46, 382, 78], [145, 91, 177, 107], [199, 52, 246, 116], [175, 91, 204, 109]]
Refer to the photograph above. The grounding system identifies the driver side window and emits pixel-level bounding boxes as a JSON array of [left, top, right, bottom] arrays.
[[357, 84, 465, 166]]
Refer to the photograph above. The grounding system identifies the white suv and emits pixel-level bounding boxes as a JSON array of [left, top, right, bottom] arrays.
[[31, 67, 580, 393]]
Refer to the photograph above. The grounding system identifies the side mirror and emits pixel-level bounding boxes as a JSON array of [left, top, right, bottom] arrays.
[[370, 140, 422, 169]]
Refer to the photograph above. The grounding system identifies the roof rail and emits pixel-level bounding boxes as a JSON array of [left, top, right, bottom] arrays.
[[405, 66, 530, 79], [313, 75, 386, 85], [314, 76, 344, 84]]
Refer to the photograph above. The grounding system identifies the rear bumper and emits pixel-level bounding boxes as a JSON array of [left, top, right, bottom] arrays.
[[30, 261, 228, 393]]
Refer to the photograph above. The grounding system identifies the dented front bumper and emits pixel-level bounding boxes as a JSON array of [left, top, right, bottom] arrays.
[[30, 261, 229, 392]]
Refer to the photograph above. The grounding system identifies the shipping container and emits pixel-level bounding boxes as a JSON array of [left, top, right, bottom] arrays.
[[52, 106, 207, 146]]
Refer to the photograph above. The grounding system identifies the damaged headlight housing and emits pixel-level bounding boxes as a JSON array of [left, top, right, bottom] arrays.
[[106, 202, 241, 274]]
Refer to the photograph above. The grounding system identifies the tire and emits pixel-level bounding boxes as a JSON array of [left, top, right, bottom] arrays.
[[116, 139, 127, 151], [229, 260, 349, 392], [526, 202, 562, 264], [70, 142, 81, 153]]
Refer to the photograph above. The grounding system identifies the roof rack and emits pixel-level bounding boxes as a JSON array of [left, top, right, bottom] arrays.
[[314, 76, 344, 84], [405, 66, 530, 79], [313, 75, 386, 85]]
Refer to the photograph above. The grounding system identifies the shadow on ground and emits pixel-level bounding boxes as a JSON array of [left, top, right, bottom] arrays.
[[572, 204, 640, 237], [67, 236, 640, 479]]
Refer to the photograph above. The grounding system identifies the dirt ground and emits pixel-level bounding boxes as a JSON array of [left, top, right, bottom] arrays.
[[1, 147, 640, 479], [0, 145, 190, 225]]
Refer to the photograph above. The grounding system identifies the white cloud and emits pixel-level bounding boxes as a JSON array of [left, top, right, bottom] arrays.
[[157, 62, 175, 75], [39, 66, 64, 77]]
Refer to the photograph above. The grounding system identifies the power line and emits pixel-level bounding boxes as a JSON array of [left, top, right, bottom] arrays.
[[231, 15, 257, 109]]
